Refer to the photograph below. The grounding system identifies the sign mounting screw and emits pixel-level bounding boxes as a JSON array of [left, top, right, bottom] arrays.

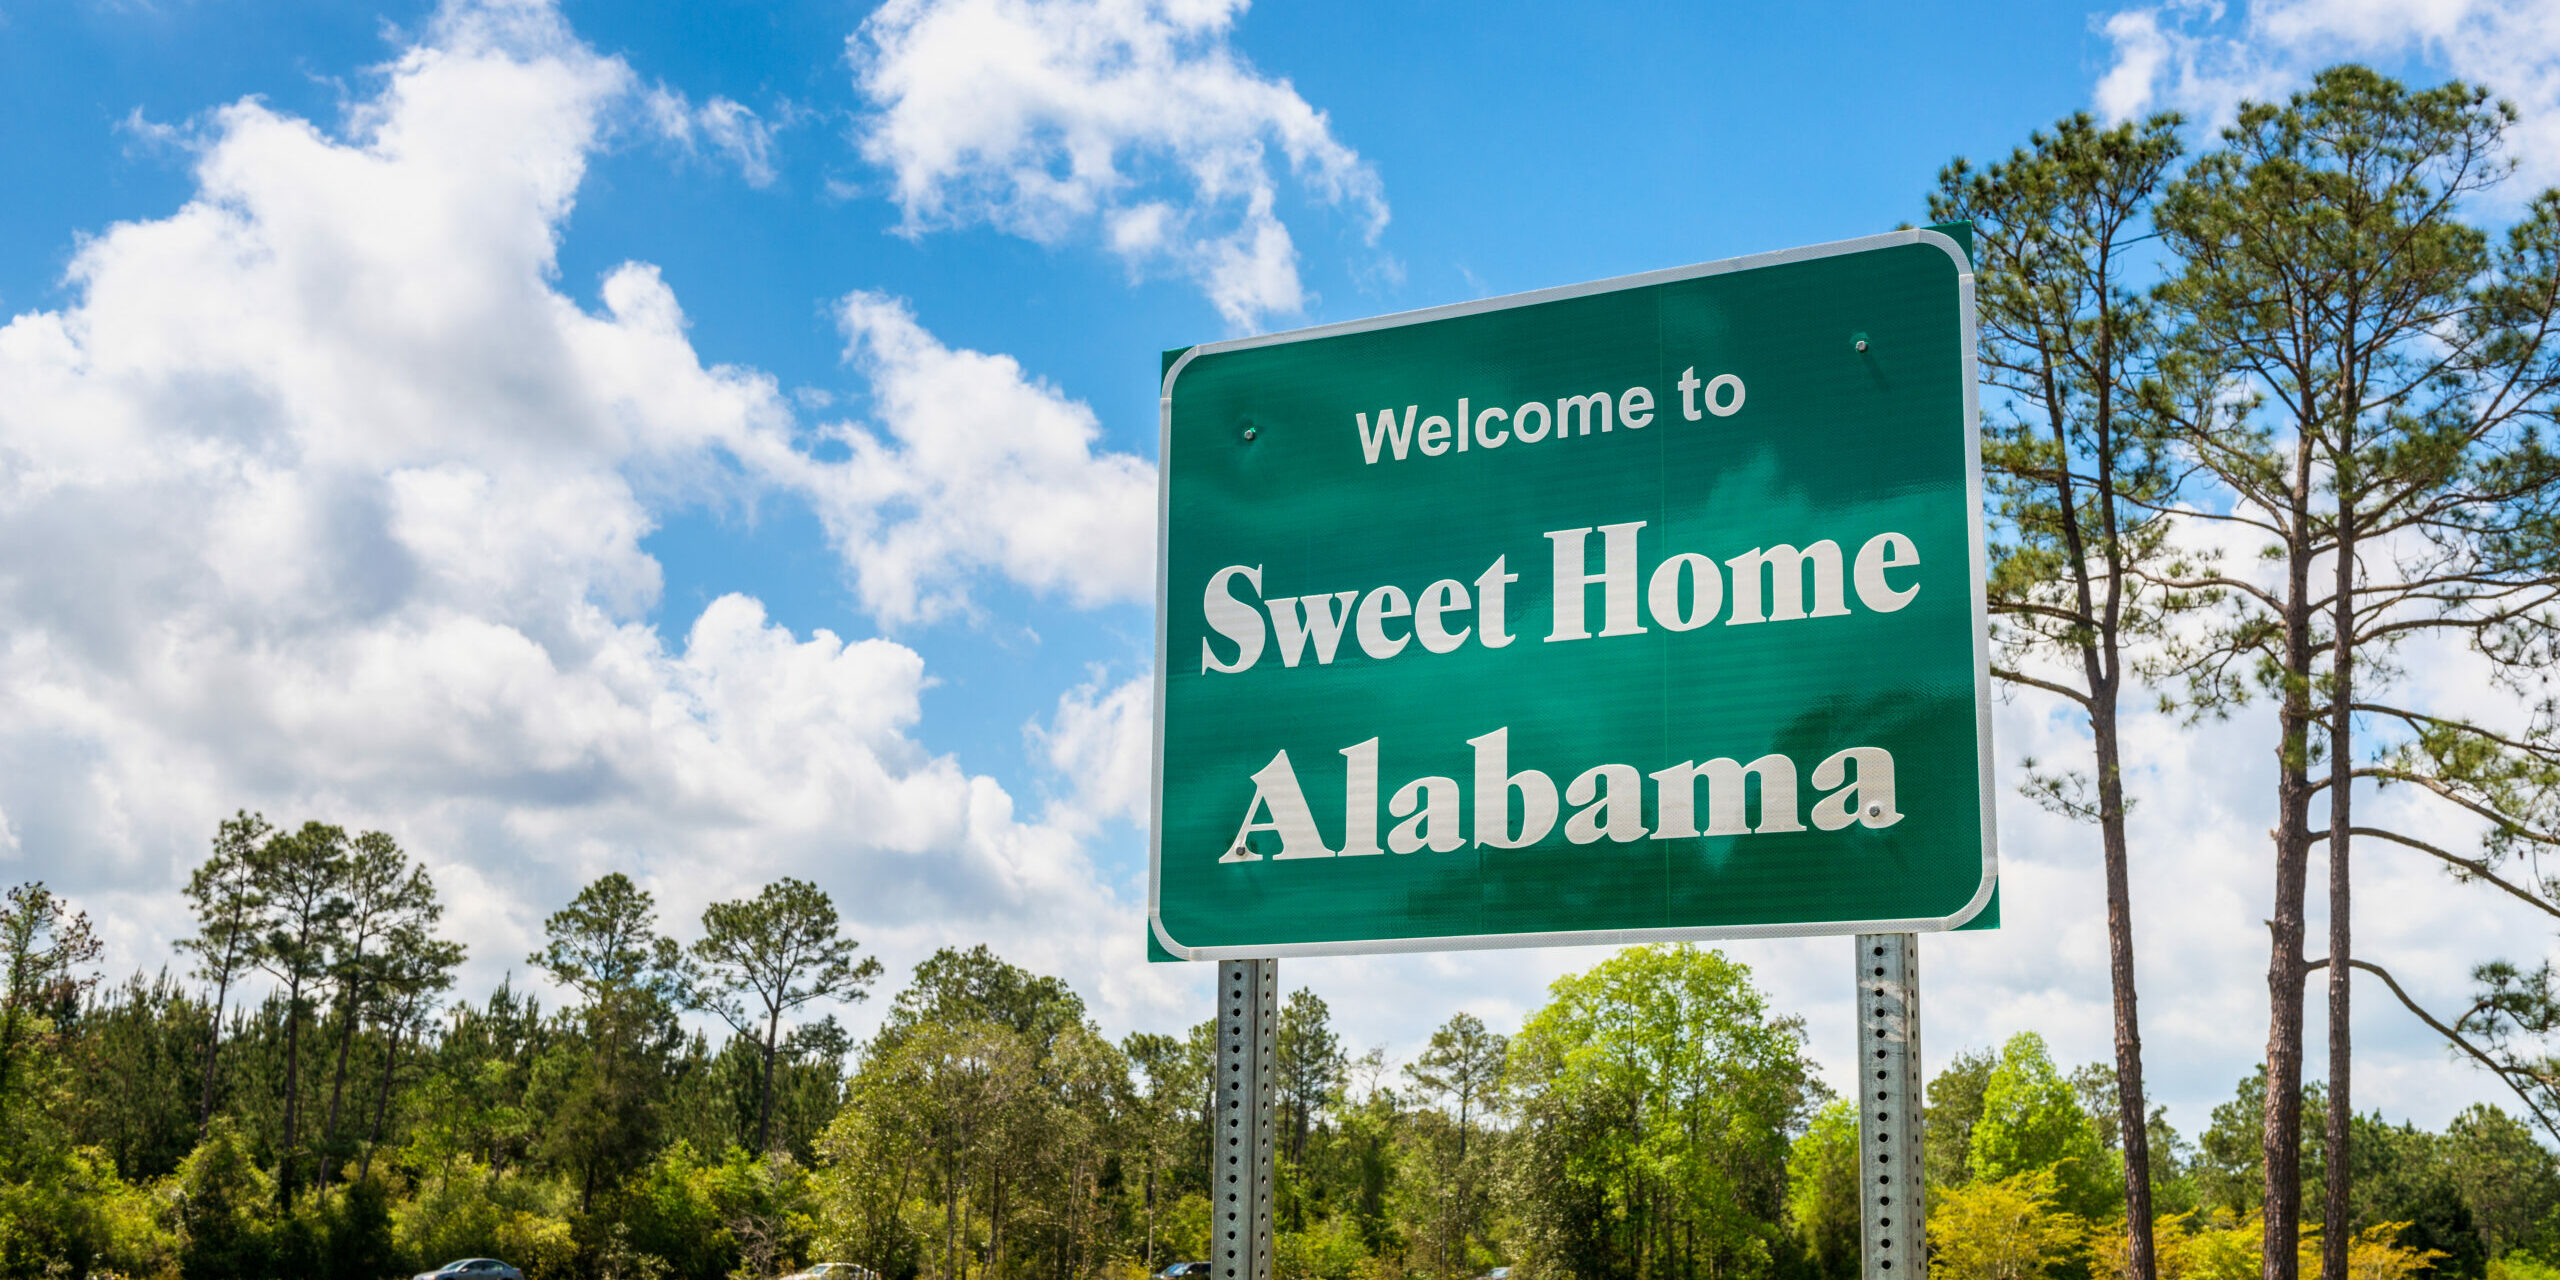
[[1854, 332, 1871, 353]]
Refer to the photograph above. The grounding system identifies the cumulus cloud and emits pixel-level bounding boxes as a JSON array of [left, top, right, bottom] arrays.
[[1029, 672, 1152, 830], [789, 292, 1157, 624], [0, 0, 1194, 1031], [2093, 0, 2560, 192], [850, 0, 1388, 328]]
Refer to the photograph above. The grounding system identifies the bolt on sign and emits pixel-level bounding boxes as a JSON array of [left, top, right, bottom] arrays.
[[1150, 228, 1997, 960]]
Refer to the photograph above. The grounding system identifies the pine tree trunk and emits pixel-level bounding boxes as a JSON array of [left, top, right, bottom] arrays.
[[991, 1172, 1007, 1280], [362, 1023, 401, 1179], [0, 1001, 21, 1111], [2322, 449, 2358, 1280], [317, 997, 361, 1194], [2096, 703, 2157, 1277], [947, 1157, 963, 1280], [282, 974, 307, 1202], [2086, 238, 2158, 1280], [2262, 446, 2319, 1280], [199, 967, 232, 1138], [759, 1004, 783, 1153]]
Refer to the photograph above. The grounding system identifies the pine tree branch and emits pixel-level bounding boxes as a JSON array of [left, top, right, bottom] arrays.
[[2127, 569, 2285, 612], [2352, 704, 2560, 762], [2350, 827, 2560, 920], [1989, 666, 2095, 709], [2306, 955, 2560, 1147], [2357, 768, 2560, 846]]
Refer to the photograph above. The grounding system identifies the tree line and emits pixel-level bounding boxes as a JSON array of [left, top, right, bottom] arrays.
[[1, 845, 2555, 1280]]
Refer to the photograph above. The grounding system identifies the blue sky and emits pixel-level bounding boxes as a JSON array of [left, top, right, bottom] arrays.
[[5, 0, 2560, 1137], [4, 0, 2115, 829]]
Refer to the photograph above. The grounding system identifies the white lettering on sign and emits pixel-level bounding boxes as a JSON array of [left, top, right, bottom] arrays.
[[1196, 525, 1919, 675], [1355, 373, 1728, 465], [1220, 732, 1902, 861], [1545, 522, 1648, 641]]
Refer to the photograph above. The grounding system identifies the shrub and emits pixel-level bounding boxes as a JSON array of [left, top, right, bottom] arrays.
[[174, 1121, 277, 1280], [1928, 1167, 2086, 1280]]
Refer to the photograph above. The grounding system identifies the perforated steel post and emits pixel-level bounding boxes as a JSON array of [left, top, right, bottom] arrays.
[[1214, 960, 1278, 1280], [1859, 934, 1924, 1280]]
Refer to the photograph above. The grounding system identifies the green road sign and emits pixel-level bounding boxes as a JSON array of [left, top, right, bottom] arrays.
[[1150, 228, 1995, 960]]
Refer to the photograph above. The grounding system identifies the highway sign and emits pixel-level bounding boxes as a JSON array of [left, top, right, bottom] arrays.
[[1151, 228, 1995, 959]]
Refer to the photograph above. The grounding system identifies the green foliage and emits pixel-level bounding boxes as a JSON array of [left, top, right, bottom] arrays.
[[176, 1117, 279, 1280], [877, 945, 1085, 1053], [2491, 1256, 2560, 1280], [1502, 944, 1815, 1280], [2443, 1106, 2560, 1259], [1123, 1030, 1209, 1271], [0, 1145, 174, 1280], [22, 805, 2560, 1280], [1275, 1215, 1372, 1280], [0, 883, 103, 1127], [393, 1158, 577, 1277], [2339, 1117, 2488, 1279], [1400, 1013, 1506, 1280], [67, 973, 214, 1180], [618, 1142, 736, 1278], [691, 878, 880, 1154], [1786, 1101, 1859, 1280], [815, 948, 1130, 1280], [1927, 1048, 1999, 1191], [528, 874, 694, 1211], [1930, 1166, 2086, 1280], [2193, 1068, 2325, 1219], [1971, 1033, 2121, 1220], [1278, 989, 1347, 1177]]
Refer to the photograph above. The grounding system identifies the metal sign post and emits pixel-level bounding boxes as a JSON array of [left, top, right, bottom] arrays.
[[1858, 934, 1923, 1278], [1213, 959, 1278, 1280]]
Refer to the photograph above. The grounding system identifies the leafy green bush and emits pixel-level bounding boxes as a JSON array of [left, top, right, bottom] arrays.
[[174, 1120, 276, 1280], [0, 1146, 174, 1279], [394, 1158, 577, 1280]]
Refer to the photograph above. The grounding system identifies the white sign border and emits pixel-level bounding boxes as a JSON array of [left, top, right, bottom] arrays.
[[1148, 227, 1996, 961]]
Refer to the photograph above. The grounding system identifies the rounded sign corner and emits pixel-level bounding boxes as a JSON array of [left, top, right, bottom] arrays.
[[1161, 346, 1208, 402], [1937, 869, 2000, 932], [1148, 909, 1195, 961], [1912, 227, 1976, 281]]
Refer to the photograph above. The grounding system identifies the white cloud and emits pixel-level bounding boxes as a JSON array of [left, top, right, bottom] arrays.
[[788, 291, 1157, 624], [0, 0, 1196, 1033], [2093, 0, 2560, 192], [643, 84, 780, 187], [1029, 672, 1152, 830], [850, 0, 1388, 328], [2095, 9, 2177, 122]]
